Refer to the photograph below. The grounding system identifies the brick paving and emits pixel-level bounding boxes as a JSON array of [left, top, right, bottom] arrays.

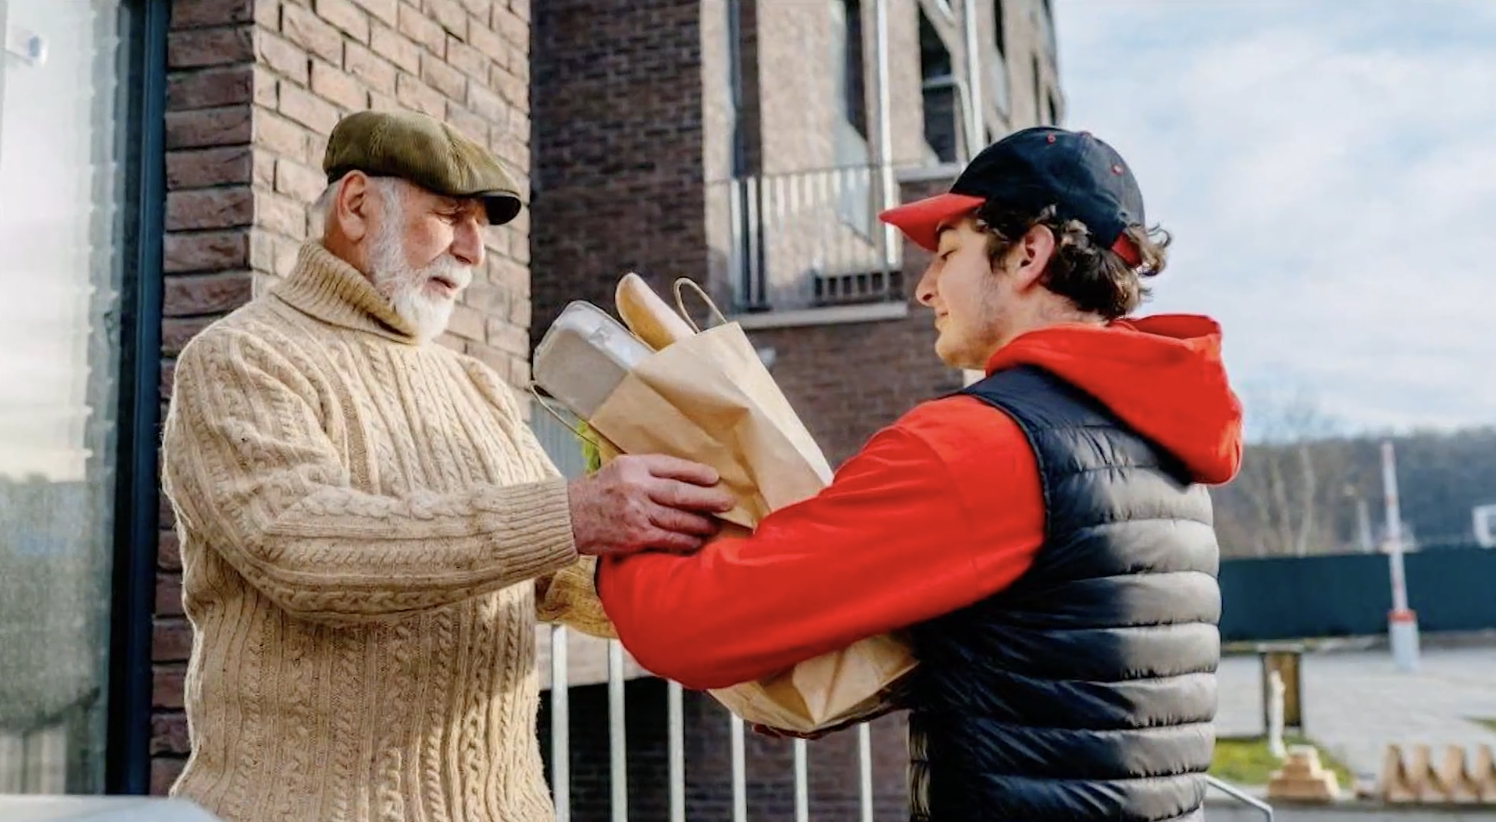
[[1217, 645, 1496, 779]]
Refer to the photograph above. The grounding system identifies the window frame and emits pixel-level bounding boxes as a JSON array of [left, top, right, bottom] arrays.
[[103, 0, 167, 795]]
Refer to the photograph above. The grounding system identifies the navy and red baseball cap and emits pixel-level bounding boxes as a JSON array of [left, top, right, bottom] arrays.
[[879, 126, 1146, 267]]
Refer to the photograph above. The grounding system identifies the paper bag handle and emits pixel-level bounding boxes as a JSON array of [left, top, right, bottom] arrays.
[[672, 278, 729, 334], [527, 384, 605, 450]]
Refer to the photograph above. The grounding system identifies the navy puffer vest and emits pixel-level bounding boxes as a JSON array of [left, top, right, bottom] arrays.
[[904, 366, 1220, 822]]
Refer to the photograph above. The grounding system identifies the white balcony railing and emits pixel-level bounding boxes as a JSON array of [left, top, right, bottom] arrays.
[[720, 165, 903, 316], [543, 623, 880, 822]]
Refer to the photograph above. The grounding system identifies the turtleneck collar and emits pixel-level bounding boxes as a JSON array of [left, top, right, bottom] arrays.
[[271, 241, 421, 344]]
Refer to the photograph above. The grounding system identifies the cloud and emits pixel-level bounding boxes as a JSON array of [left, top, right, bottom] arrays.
[[1054, 0, 1496, 436]]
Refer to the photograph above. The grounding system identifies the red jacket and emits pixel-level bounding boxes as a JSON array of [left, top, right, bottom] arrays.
[[596, 315, 1243, 691]]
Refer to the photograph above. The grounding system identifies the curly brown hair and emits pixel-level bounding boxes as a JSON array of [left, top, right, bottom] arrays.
[[973, 200, 1171, 320]]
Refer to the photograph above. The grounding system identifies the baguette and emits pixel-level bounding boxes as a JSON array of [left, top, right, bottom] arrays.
[[615, 272, 697, 350]]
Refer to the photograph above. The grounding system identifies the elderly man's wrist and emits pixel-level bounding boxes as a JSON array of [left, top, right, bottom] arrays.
[[472, 478, 578, 575]]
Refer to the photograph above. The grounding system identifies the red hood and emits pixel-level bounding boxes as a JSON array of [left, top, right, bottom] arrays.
[[985, 315, 1243, 484]]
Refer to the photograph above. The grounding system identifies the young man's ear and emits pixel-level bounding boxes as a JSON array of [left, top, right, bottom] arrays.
[[1008, 223, 1056, 291]]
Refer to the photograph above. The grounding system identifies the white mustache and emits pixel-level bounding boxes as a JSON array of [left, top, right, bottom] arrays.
[[424, 256, 474, 292]]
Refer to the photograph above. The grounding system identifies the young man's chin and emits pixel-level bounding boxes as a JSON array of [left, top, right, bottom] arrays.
[[933, 338, 979, 372]]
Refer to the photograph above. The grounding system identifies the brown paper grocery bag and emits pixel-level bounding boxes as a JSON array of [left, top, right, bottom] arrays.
[[590, 321, 828, 528], [585, 283, 916, 735]]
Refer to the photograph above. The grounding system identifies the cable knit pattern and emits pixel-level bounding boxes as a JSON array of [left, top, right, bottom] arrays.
[[161, 241, 615, 822]]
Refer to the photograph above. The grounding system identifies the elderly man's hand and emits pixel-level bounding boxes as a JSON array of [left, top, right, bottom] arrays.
[[567, 455, 736, 556]]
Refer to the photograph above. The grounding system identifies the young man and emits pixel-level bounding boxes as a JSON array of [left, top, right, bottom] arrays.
[[596, 126, 1244, 822], [160, 110, 732, 822]]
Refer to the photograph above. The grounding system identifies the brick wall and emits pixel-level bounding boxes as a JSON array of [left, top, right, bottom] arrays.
[[150, 0, 533, 794], [528, 0, 710, 350], [252, 0, 535, 387], [745, 314, 962, 468]]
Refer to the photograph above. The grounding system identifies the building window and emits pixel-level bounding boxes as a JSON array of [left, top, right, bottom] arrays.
[[0, 0, 153, 794], [993, 0, 1006, 55], [1038, 0, 1058, 66], [919, 9, 962, 164], [988, 0, 1009, 116], [1032, 54, 1044, 124], [830, 0, 873, 235], [830, 0, 867, 139]]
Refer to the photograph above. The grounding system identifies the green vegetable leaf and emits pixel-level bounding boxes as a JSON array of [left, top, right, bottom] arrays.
[[577, 420, 602, 474]]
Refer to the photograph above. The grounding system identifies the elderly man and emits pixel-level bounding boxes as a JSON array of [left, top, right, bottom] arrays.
[[599, 127, 1244, 822], [160, 110, 733, 822]]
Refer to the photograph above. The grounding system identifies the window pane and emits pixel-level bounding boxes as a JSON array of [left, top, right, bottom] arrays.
[[0, 0, 134, 795]]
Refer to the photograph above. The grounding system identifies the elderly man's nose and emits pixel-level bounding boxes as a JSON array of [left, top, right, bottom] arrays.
[[452, 221, 485, 267]]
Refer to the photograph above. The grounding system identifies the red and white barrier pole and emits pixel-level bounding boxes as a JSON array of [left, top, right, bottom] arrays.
[[1381, 440, 1420, 672]]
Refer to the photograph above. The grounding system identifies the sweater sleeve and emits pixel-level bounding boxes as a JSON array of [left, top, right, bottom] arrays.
[[161, 327, 579, 626], [596, 398, 1045, 690], [535, 556, 617, 639], [489, 393, 618, 640]]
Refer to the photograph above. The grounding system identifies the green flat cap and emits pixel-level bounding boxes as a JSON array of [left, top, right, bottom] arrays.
[[323, 109, 523, 226]]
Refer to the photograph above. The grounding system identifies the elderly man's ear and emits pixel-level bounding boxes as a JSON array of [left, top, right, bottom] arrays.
[[331, 172, 374, 243]]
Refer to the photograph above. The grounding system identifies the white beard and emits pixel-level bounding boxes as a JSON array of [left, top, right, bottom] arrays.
[[366, 191, 474, 343]]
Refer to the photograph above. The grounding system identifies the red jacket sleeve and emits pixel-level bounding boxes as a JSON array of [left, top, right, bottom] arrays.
[[595, 396, 1046, 691]]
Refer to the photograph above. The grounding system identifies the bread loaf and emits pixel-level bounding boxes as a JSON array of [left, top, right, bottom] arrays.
[[615, 272, 697, 350]]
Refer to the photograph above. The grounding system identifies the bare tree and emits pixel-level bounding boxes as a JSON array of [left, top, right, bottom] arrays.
[[1214, 391, 1353, 557]]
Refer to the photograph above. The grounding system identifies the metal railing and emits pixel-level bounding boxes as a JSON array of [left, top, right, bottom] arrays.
[[1206, 774, 1275, 822], [721, 164, 903, 315], [542, 631, 1261, 822], [545, 625, 881, 822]]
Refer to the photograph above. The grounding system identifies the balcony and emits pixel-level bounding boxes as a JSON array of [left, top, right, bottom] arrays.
[[718, 164, 907, 329]]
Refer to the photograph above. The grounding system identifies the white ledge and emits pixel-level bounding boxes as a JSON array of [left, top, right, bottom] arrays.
[[896, 163, 963, 184], [730, 301, 910, 330]]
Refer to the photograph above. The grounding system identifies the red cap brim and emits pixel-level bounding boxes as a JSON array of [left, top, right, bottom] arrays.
[[877, 193, 987, 251]]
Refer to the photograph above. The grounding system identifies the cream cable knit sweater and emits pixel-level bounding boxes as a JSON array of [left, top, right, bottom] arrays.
[[161, 241, 613, 822]]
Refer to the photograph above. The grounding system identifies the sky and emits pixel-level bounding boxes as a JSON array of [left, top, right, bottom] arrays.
[[1053, 0, 1496, 439]]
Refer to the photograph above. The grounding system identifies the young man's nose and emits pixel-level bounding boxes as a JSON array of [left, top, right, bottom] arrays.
[[915, 264, 939, 307]]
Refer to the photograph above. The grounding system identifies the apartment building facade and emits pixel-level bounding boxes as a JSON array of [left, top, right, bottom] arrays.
[[532, 0, 1063, 466], [0, 0, 1060, 816], [527, 0, 1064, 819]]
